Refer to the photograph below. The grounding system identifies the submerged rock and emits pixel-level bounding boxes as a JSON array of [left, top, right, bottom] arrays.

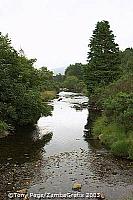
[[57, 98, 63, 101]]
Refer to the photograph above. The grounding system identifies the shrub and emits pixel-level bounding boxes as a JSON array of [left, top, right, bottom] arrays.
[[111, 140, 129, 157], [127, 134, 133, 159], [92, 115, 108, 137], [93, 116, 126, 148], [104, 92, 133, 131], [90, 74, 133, 109], [0, 121, 9, 138], [41, 90, 57, 101], [0, 121, 8, 133]]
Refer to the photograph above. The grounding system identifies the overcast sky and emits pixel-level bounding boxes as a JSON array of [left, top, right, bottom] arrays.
[[0, 0, 133, 69]]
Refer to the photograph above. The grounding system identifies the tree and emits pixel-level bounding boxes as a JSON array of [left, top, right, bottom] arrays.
[[65, 63, 84, 80], [38, 67, 54, 91], [0, 33, 51, 129], [64, 76, 86, 93], [120, 48, 133, 74], [53, 73, 64, 90], [85, 20, 120, 94]]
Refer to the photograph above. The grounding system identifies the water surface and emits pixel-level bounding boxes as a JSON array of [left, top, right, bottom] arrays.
[[0, 92, 133, 200]]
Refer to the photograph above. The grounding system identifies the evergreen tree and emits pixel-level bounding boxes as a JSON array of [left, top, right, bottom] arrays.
[[85, 20, 120, 94]]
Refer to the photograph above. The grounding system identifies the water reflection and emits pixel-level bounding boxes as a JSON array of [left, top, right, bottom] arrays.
[[0, 92, 133, 200], [39, 92, 89, 156], [84, 109, 101, 137], [0, 126, 53, 164]]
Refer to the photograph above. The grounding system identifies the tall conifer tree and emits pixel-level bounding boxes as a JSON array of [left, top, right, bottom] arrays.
[[85, 20, 120, 94]]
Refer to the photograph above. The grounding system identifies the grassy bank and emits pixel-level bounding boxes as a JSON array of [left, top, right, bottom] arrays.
[[41, 90, 57, 101], [91, 75, 133, 160], [92, 116, 133, 159]]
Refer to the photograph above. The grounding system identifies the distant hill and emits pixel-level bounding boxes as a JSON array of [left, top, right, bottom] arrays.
[[51, 67, 66, 75]]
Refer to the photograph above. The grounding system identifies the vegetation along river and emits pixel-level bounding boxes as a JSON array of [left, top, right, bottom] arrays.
[[0, 92, 133, 200]]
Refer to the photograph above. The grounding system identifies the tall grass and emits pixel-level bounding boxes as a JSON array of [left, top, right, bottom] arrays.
[[41, 90, 57, 101], [92, 116, 133, 160]]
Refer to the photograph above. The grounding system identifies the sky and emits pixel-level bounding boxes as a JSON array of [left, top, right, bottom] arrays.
[[0, 0, 133, 69]]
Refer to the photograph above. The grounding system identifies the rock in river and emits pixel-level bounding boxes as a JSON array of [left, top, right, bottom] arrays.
[[72, 182, 82, 191]]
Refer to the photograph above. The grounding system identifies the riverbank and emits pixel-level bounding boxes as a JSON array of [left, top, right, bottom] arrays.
[[0, 148, 133, 199], [0, 92, 133, 200], [88, 75, 133, 160]]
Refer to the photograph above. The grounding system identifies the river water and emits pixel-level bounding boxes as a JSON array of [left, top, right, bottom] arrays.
[[0, 92, 133, 200]]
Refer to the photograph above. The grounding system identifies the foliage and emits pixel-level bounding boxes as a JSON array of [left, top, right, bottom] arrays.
[[92, 115, 108, 137], [104, 92, 133, 131], [0, 121, 9, 133], [92, 115, 133, 159], [63, 75, 86, 93], [0, 33, 52, 130], [120, 48, 133, 74], [92, 91, 133, 159], [53, 73, 64, 90], [64, 63, 87, 93], [37, 67, 56, 91], [111, 140, 129, 157], [90, 74, 133, 109], [85, 20, 120, 94], [91, 82, 133, 160], [41, 90, 57, 102], [65, 63, 84, 80], [84, 21, 133, 160]]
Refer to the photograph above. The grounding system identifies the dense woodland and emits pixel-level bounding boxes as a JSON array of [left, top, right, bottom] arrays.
[[0, 20, 133, 160]]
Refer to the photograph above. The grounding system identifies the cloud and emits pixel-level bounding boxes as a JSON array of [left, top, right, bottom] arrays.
[[0, 0, 133, 69]]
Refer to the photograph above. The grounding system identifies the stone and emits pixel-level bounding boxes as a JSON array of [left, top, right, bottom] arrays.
[[112, 171, 117, 175], [16, 188, 28, 194], [72, 182, 82, 191]]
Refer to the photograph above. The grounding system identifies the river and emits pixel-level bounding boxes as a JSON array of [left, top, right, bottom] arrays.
[[0, 92, 133, 200]]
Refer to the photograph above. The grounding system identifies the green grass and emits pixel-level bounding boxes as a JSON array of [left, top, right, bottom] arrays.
[[41, 90, 57, 101], [111, 140, 129, 157], [92, 116, 133, 160]]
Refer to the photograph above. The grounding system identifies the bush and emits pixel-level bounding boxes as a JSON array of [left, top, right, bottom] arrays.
[[104, 92, 133, 131], [90, 74, 133, 109], [111, 140, 129, 157], [64, 75, 86, 93], [0, 121, 9, 133], [0, 121, 9, 138], [92, 115, 108, 137], [92, 115, 133, 159], [100, 123, 125, 147], [128, 135, 133, 159], [41, 90, 57, 101]]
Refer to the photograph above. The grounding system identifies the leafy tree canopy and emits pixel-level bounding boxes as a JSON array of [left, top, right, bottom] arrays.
[[0, 33, 52, 129], [65, 63, 84, 80], [120, 48, 133, 74]]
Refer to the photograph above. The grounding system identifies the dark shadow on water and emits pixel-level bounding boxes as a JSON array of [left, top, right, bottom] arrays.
[[0, 126, 53, 165], [83, 109, 104, 150]]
